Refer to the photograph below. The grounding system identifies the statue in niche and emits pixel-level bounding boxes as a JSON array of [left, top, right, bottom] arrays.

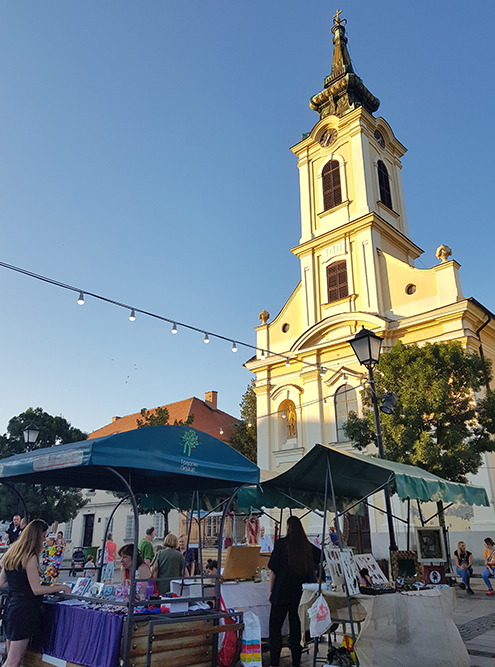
[[287, 403, 297, 439]]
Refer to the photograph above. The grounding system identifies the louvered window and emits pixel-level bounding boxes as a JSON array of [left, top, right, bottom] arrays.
[[327, 261, 348, 303], [377, 160, 392, 210], [322, 160, 342, 211]]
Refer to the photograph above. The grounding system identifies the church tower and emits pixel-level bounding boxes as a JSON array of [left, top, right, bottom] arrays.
[[247, 12, 478, 492]]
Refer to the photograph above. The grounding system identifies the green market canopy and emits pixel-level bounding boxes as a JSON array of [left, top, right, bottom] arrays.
[[0, 425, 260, 493], [236, 444, 489, 512]]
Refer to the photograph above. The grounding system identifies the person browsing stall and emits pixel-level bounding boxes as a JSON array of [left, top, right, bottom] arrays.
[[177, 534, 195, 576], [152, 534, 184, 595], [0, 519, 71, 667], [102, 533, 117, 584], [454, 541, 474, 594], [138, 526, 156, 566], [268, 516, 319, 667]]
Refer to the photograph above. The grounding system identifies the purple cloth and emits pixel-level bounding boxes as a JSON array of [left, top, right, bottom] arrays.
[[32, 603, 123, 667]]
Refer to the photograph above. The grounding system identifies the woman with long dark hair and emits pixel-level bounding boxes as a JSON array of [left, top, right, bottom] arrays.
[[0, 519, 71, 667], [268, 516, 316, 667]]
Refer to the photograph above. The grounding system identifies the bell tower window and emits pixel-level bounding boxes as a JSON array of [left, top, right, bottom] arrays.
[[322, 160, 342, 211], [327, 261, 348, 303], [377, 160, 392, 210]]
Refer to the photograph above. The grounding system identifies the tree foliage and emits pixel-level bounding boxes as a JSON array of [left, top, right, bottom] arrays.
[[0, 408, 88, 524], [230, 380, 257, 463], [136, 406, 194, 428], [343, 341, 495, 483]]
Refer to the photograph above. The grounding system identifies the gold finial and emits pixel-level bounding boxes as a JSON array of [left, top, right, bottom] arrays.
[[259, 310, 270, 325], [332, 8, 346, 30]]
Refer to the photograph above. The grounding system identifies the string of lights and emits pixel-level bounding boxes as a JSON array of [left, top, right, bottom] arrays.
[[0, 260, 347, 376]]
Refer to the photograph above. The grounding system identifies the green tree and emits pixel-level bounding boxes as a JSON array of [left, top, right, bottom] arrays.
[[230, 380, 257, 463], [136, 406, 194, 428], [0, 408, 88, 524], [343, 341, 495, 483]]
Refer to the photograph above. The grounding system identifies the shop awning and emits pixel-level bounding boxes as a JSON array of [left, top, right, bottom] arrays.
[[236, 444, 488, 511], [0, 425, 259, 494]]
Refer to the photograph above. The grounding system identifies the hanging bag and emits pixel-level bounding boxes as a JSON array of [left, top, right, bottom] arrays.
[[308, 593, 332, 637], [240, 611, 262, 666], [217, 596, 239, 667]]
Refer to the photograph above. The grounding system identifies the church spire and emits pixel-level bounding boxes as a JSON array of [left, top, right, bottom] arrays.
[[310, 10, 380, 119]]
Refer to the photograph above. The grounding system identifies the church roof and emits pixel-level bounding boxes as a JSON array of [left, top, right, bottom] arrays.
[[89, 394, 238, 443], [310, 11, 380, 119]]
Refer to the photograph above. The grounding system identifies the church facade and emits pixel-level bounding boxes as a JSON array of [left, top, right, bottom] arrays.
[[246, 13, 495, 556]]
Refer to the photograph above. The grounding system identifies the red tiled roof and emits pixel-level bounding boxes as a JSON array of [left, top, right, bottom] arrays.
[[89, 396, 238, 443]]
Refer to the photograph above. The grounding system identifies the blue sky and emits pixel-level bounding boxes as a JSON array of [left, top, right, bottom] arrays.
[[0, 1, 493, 436]]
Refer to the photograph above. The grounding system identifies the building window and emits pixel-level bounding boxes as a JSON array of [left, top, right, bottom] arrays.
[[327, 261, 348, 303], [104, 517, 114, 536], [125, 515, 134, 540], [377, 160, 392, 210], [153, 514, 165, 539], [322, 160, 342, 211], [65, 519, 73, 542], [335, 384, 358, 442]]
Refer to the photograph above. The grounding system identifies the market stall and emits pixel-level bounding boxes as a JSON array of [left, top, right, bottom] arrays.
[[236, 444, 488, 667], [0, 424, 259, 667]]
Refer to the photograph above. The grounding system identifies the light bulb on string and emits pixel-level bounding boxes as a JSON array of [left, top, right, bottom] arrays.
[[320, 365, 325, 377], [282, 410, 286, 419], [247, 422, 252, 428], [129, 309, 136, 322], [323, 397, 328, 406], [204, 333, 210, 344], [231, 342, 238, 353], [77, 292, 85, 306], [260, 350, 266, 360], [286, 358, 290, 367], [219, 427, 224, 435], [343, 373, 348, 383], [171, 323, 178, 334]]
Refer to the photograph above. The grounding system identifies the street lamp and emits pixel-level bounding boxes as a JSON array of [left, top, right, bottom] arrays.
[[348, 327, 398, 551], [22, 423, 40, 448]]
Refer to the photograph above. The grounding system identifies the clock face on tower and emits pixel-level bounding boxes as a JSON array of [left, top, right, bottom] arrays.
[[319, 128, 337, 148], [374, 129, 385, 148]]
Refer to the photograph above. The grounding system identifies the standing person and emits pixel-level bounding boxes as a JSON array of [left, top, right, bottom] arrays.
[[152, 534, 185, 595], [84, 555, 95, 578], [102, 533, 117, 584], [5, 516, 22, 545], [177, 534, 195, 576], [268, 516, 317, 667], [0, 519, 71, 667], [328, 526, 339, 547], [482, 537, 495, 595], [138, 527, 156, 566], [259, 526, 273, 553], [454, 541, 474, 594]]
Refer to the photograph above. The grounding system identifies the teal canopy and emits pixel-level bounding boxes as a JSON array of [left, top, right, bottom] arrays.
[[236, 444, 489, 512], [0, 425, 259, 494]]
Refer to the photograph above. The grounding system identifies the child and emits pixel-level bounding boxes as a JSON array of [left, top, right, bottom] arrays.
[[84, 554, 95, 578]]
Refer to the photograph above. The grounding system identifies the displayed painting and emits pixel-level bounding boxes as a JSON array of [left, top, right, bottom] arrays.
[[415, 527, 446, 563], [353, 553, 389, 585]]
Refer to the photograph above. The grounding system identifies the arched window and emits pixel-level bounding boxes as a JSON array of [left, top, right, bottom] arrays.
[[335, 384, 358, 442], [322, 160, 342, 211], [377, 160, 392, 210], [327, 260, 348, 303]]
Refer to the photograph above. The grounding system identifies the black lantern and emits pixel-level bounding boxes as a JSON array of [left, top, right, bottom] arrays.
[[348, 327, 383, 367], [22, 423, 39, 446], [380, 391, 398, 415]]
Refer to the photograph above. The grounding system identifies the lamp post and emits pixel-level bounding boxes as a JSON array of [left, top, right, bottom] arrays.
[[19, 424, 39, 515], [348, 328, 398, 551]]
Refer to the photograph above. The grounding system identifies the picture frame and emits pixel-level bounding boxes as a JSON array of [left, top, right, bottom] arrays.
[[390, 550, 423, 584], [415, 527, 446, 563]]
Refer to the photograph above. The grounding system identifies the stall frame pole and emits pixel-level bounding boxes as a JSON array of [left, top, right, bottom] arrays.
[[312, 460, 329, 667], [97, 494, 130, 583], [104, 467, 139, 667], [1, 481, 29, 522], [327, 453, 360, 667]]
